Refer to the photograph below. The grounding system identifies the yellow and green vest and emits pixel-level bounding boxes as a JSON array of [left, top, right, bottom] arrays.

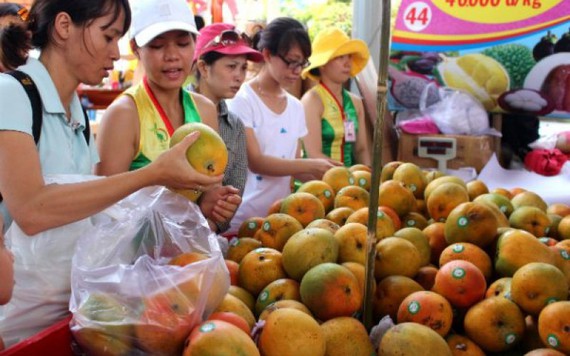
[[314, 83, 359, 166], [124, 81, 201, 170]]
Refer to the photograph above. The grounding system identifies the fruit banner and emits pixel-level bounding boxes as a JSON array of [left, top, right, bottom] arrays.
[[388, 0, 570, 118]]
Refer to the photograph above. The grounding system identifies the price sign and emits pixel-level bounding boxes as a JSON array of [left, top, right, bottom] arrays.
[[417, 137, 457, 172], [389, 0, 570, 119], [432, 0, 561, 24]]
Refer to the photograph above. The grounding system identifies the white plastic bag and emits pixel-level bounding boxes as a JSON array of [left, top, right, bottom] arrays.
[[420, 83, 499, 136], [0, 175, 101, 346], [69, 186, 228, 356]]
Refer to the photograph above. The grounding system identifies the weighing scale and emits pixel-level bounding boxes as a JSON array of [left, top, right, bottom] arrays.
[[417, 136, 458, 172]]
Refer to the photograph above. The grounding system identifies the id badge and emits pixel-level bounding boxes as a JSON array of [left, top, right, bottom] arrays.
[[344, 121, 356, 142]]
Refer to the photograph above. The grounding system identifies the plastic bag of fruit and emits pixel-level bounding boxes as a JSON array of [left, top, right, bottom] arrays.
[[69, 185, 229, 356], [419, 83, 500, 136]]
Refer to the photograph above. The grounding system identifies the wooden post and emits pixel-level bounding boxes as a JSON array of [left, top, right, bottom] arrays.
[[362, 0, 392, 331]]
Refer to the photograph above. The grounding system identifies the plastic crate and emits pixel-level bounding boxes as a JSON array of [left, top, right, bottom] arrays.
[[0, 315, 73, 356]]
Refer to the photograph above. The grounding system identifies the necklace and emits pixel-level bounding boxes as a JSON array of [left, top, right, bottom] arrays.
[[256, 79, 286, 101], [255, 79, 287, 113]]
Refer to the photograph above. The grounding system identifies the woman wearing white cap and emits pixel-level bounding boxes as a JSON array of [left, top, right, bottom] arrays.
[[96, 0, 240, 230], [301, 27, 372, 167]]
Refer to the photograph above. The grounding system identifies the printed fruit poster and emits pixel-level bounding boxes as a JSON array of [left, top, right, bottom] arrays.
[[388, 0, 570, 118]]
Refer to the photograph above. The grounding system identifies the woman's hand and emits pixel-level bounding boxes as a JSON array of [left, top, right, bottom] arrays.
[[199, 185, 242, 231], [297, 158, 342, 181], [212, 190, 242, 224], [148, 131, 223, 191]]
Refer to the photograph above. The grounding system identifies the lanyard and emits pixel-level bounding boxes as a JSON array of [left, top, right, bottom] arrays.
[[320, 82, 347, 164], [143, 76, 176, 136], [320, 82, 346, 123]]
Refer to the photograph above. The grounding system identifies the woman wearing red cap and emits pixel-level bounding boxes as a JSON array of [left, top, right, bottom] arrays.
[[192, 23, 263, 233], [301, 27, 372, 167], [96, 0, 239, 232]]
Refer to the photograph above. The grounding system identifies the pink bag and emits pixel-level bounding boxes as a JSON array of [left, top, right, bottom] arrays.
[[398, 116, 440, 134]]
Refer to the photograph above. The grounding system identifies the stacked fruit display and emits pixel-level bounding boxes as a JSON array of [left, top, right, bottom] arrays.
[[178, 162, 570, 356], [72, 160, 569, 355]]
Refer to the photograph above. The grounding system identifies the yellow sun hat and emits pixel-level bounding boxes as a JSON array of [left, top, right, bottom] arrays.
[[302, 27, 370, 81]]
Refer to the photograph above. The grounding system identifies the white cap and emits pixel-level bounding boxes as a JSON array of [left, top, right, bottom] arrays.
[[130, 0, 198, 47]]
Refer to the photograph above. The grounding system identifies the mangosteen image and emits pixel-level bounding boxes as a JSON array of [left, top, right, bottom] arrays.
[[554, 28, 570, 53], [533, 31, 557, 61], [406, 52, 442, 75], [524, 52, 570, 112], [498, 89, 554, 116]]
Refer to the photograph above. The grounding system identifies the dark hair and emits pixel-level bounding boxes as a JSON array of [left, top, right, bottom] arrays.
[[0, 3, 28, 71], [0, 23, 30, 70], [200, 51, 225, 65], [0, 3, 24, 17], [194, 51, 225, 81], [194, 15, 205, 31], [309, 68, 320, 77], [255, 17, 311, 59], [0, 0, 131, 68], [251, 30, 262, 51]]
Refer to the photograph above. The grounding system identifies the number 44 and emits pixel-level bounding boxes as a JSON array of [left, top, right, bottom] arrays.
[[406, 6, 429, 26]]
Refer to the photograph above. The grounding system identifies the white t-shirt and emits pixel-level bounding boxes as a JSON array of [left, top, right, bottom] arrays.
[[227, 82, 307, 234]]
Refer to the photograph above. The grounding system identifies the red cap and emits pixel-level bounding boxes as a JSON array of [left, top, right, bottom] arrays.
[[193, 23, 263, 63]]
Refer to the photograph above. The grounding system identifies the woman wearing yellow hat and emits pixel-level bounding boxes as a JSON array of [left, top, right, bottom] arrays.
[[301, 27, 371, 167]]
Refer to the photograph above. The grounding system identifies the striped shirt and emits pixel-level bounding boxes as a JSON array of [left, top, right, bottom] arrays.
[[215, 100, 248, 233]]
